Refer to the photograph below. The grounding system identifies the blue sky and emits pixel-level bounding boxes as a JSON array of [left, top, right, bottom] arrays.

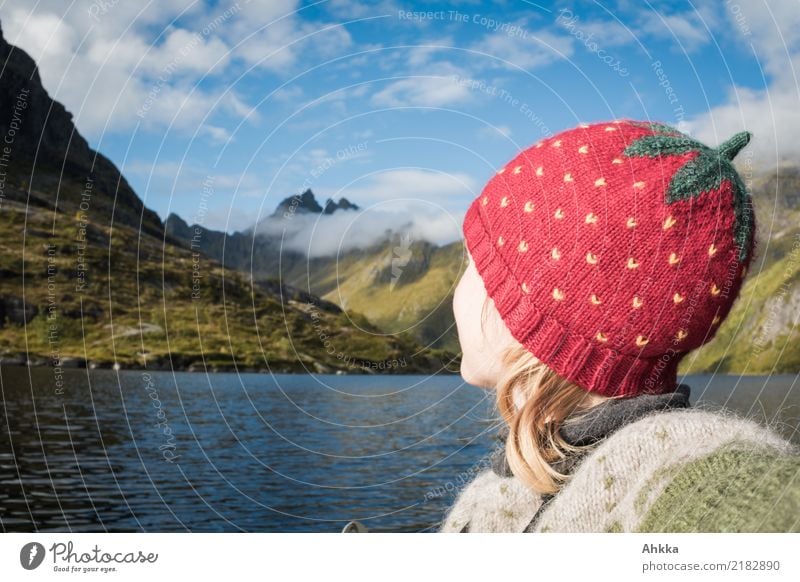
[[1, 0, 797, 240]]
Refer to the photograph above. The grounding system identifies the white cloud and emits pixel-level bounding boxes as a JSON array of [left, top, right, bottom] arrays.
[[323, 0, 399, 20], [635, 8, 713, 53], [479, 124, 512, 139], [0, 3, 251, 137], [371, 73, 473, 107], [226, 1, 353, 70], [0, 0, 347, 138], [252, 167, 474, 255], [339, 168, 478, 201], [471, 29, 574, 70], [201, 124, 232, 143]]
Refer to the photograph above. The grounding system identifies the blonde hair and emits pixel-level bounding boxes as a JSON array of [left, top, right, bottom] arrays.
[[494, 343, 613, 495]]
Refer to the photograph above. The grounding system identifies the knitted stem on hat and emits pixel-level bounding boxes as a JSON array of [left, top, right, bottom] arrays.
[[623, 122, 754, 261]]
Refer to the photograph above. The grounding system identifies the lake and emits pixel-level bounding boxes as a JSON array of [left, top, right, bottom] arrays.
[[0, 367, 798, 532]]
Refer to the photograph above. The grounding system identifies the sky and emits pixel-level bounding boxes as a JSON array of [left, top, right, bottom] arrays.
[[1, 0, 798, 246]]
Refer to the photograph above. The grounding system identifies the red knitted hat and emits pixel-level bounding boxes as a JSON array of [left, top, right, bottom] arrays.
[[463, 120, 755, 397]]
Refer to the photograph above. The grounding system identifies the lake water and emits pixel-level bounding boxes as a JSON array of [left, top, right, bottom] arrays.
[[0, 367, 798, 532]]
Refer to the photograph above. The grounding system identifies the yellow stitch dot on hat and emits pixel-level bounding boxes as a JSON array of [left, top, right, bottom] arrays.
[[524, 201, 535, 212], [708, 243, 717, 257], [633, 181, 646, 189], [712, 314, 721, 325], [675, 329, 688, 341], [668, 252, 680, 265], [513, 165, 523, 174], [481, 196, 489, 206], [595, 331, 608, 343], [551, 247, 561, 260], [673, 292, 685, 304], [552, 287, 565, 301], [536, 166, 544, 177], [590, 294, 602, 305], [497, 236, 505, 246], [500, 196, 509, 207], [521, 282, 530, 294], [594, 177, 607, 187], [662, 215, 677, 230], [604, 126, 617, 132], [627, 257, 640, 269], [626, 217, 637, 228], [496, 167, 506, 174], [518, 240, 529, 253], [710, 282, 721, 296], [554, 208, 565, 219], [535, 142, 544, 148], [578, 145, 589, 154], [552, 140, 562, 147], [579, 123, 590, 128], [635, 335, 649, 347], [632, 296, 643, 309], [564, 173, 574, 182], [585, 212, 598, 224], [586, 251, 598, 264], [612, 158, 623, 164]]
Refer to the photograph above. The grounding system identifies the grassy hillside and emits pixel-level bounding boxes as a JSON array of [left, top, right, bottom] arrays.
[[246, 235, 467, 352], [307, 239, 465, 352]]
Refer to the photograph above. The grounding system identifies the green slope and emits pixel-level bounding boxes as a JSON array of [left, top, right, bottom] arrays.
[[0, 192, 452, 373], [271, 238, 467, 353]]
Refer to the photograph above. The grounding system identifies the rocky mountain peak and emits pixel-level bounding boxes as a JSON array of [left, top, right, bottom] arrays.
[[271, 188, 359, 218]]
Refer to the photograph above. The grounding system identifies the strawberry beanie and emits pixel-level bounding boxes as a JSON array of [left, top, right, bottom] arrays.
[[462, 120, 755, 397]]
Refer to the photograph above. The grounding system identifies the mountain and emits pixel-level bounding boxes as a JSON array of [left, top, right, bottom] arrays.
[[0, 25, 453, 373], [163, 188, 361, 276], [268, 188, 360, 218], [323, 196, 359, 214]]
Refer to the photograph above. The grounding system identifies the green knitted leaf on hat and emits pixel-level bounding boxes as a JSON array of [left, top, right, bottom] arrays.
[[622, 124, 753, 262], [622, 134, 703, 157], [629, 120, 684, 137]]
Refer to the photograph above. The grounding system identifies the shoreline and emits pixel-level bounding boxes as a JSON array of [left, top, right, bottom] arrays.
[[0, 355, 460, 375]]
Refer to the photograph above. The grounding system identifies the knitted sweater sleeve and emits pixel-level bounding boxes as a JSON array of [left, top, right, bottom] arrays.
[[635, 443, 800, 532], [532, 409, 800, 533]]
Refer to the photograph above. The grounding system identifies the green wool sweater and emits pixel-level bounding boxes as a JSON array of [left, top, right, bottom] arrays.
[[439, 403, 800, 533]]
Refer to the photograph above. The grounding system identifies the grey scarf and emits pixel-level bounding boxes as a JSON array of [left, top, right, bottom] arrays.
[[472, 384, 692, 532]]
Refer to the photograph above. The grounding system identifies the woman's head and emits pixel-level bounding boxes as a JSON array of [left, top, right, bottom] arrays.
[[454, 119, 755, 493], [459, 119, 755, 397]]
